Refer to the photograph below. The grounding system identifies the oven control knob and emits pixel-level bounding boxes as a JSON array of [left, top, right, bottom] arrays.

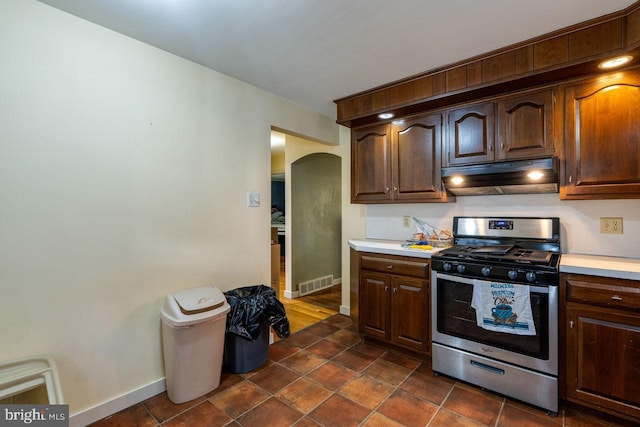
[[481, 266, 491, 276], [508, 270, 518, 280], [456, 264, 466, 274], [443, 262, 452, 272], [526, 271, 537, 282]]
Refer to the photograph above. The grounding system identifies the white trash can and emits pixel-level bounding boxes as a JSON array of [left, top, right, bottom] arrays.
[[161, 285, 230, 404]]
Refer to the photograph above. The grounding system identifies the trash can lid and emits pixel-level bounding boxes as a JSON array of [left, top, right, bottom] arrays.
[[161, 285, 230, 327]]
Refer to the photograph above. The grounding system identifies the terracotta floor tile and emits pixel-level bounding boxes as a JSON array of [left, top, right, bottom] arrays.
[[206, 371, 244, 397], [275, 377, 333, 414], [142, 392, 204, 423], [376, 389, 438, 426], [360, 412, 404, 427], [505, 399, 562, 424], [443, 385, 504, 426], [248, 363, 301, 394], [285, 330, 323, 349], [338, 376, 395, 410], [331, 348, 377, 372], [269, 340, 301, 362], [89, 403, 157, 427], [279, 350, 327, 374], [429, 408, 485, 427], [307, 361, 357, 391], [236, 397, 303, 427], [497, 404, 561, 427], [293, 416, 323, 426], [350, 341, 388, 358], [381, 350, 422, 371], [208, 380, 270, 418], [163, 401, 232, 427], [454, 381, 504, 402], [308, 394, 371, 427], [362, 359, 412, 387], [306, 338, 347, 359], [398, 370, 455, 405], [302, 322, 340, 337], [324, 328, 362, 347], [321, 315, 353, 329]]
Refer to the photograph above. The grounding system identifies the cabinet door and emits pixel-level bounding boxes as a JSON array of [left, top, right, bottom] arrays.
[[351, 124, 392, 203], [446, 102, 495, 166], [392, 113, 450, 202], [566, 305, 640, 419], [360, 272, 391, 340], [562, 70, 640, 199], [497, 89, 556, 161], [391, 276, 428, 352]]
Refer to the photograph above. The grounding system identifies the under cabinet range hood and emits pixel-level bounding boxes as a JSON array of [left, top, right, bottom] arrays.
[[442, 157, 559, 196]]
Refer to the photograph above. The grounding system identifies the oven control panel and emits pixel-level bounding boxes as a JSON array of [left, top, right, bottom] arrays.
[[489, 219, 513, 230]]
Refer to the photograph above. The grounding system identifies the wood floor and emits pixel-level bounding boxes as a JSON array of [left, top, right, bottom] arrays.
[[277, 259, 341, 334]]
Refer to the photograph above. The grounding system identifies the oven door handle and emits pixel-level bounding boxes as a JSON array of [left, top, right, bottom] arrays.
[[434, 272, 551, 294]]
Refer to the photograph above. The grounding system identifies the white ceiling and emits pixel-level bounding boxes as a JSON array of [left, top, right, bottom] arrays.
[[37, 0, 636, 119]]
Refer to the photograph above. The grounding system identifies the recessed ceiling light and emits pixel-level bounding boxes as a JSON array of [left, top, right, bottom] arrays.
[[378, 112, 394, 119], [598, 55, 633, 69]]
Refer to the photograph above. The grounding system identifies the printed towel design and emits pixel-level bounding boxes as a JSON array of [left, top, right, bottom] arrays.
[[470, 280, 536, 335]]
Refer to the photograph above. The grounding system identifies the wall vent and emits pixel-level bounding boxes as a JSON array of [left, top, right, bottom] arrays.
[[298, 275, 334, 296]]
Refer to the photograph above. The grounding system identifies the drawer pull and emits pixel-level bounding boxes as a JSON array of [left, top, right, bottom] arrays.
[[611, 295, 623, 301], [386, 265, 393, 269]]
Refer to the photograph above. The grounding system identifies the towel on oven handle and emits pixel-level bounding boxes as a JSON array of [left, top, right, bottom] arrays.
[[470, 280, 536, 336]]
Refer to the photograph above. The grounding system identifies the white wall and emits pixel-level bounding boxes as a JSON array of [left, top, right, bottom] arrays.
[[365, 194, 640, 258], [0, 0, 353, 422]]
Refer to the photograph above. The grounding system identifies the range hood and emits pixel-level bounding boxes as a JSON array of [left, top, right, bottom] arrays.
[[442, 157, 559, 196]]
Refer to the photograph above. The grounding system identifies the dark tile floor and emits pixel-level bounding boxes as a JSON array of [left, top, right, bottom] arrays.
[[91, 315, 633, 427]]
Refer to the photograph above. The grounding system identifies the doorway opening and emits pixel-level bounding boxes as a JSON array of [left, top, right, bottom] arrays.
[[270, 130, 342, 333]]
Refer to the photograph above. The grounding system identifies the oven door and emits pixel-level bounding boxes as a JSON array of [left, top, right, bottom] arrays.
[[431, 271, 557, 375]]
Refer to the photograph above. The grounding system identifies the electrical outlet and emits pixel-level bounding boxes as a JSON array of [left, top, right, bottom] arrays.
[[403, 216, 411, 228], [600, 217, 623, 234]]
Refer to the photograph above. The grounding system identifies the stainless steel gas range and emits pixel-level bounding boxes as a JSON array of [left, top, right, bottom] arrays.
[[430, 216, 560, 415]]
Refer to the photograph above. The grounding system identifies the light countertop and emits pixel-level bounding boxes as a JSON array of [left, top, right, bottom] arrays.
[[350, 239, 640, 281], [348, 239, 445, 259], [560, 253, 640, 281]]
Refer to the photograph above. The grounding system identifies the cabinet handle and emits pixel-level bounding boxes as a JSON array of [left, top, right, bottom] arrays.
[[569, 321, 574, 329], [386, 265, 393, 269], [501, 143, 505, 150], [393, 186, 398, 192], [611, 295, 623, 301], [384, 286, 389, 292], [569, 175, 572, 183], [385, 187, 390, 193], [393, 287, 398, 294], [488, 145, 493, 152]]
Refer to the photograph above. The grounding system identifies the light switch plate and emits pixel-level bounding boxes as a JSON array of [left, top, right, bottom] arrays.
[[247, 192, 260, 207]]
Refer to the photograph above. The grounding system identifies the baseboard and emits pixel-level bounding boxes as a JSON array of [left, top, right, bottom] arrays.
[[339, 305, 350, 316], [69, 378, 166, 427], [283, 289, 299, 298]]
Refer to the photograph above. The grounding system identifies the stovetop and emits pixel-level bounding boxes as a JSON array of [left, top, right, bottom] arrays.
[[431, 216, 561, 285], [436, 245, 554, 266]]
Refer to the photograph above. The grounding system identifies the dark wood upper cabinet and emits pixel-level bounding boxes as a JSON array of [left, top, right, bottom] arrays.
[[561, 69, 640, 199], [351, 113, 452, 203], [497, 88, 556, 161], [351, 124, 392, 203], [446, 102, 495, 166]]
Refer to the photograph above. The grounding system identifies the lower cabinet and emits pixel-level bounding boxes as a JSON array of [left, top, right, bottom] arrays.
[[561, 273, 640, 421], [358, 253, 430, 354]]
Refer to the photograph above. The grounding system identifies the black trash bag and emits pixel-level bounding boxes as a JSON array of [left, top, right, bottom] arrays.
[[224, 285, 290, 340]]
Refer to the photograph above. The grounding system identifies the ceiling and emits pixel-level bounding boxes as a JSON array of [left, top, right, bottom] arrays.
[[38, 0, 636, 119]]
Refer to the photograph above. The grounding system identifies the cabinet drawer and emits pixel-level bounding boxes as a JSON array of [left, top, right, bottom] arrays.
[[361, 255, 429, 278], [567, 279, 640, 311]]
